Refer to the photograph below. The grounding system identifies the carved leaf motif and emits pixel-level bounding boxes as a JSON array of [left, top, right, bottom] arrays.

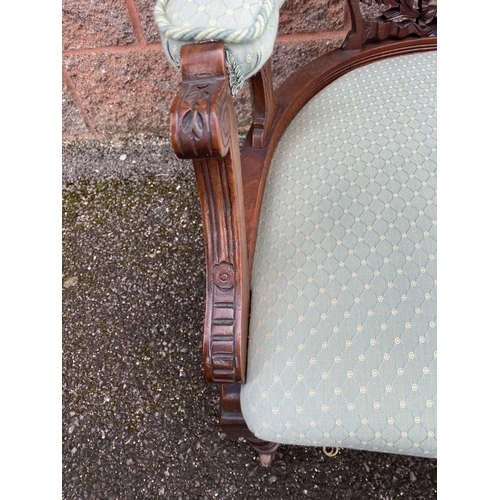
[[383, 8, 411, 21], [400, 0, 420, 17], [419, 1, 437, 24], [186, 88, 210, 107], [381, 0, 401, 6], [361, 0, 437, 42], [363, 0, 403, 6], [366, 0, 436, 25], [182, 109, 205, 140]]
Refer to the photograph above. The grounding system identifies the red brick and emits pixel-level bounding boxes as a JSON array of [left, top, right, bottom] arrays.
[[272, 35, 346, 89], [63, 49, 180, 137], [278, 0, 346, 35], [135, 0, 161, 44], [360, 2, 387, 18], [63, 0, 136, 50]]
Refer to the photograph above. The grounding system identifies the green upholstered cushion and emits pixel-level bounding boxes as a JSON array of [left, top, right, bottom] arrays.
[[241, 51, 437, 458], [155, 0, 285, 93]]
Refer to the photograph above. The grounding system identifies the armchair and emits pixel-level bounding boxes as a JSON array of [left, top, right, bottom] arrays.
[[155, 0, 437, 466]]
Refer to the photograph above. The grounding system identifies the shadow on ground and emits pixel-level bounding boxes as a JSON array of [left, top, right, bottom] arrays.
[[62, 137, 437, 499]]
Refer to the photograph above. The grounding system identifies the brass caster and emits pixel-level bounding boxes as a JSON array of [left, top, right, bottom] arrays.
[[322, 446, 340, 457]]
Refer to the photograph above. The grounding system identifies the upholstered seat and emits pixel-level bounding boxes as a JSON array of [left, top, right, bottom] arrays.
[[161, 0, 437, 465], [155, 0, 285, 93], [241, 52, 437, 458]]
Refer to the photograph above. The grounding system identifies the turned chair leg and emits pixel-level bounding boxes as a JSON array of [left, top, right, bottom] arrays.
[[245, 437, 279, 466]]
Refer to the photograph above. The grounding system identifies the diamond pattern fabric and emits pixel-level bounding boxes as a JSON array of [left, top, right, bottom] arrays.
[[241, 51, 437, 458], [155, 0, 285, 91]]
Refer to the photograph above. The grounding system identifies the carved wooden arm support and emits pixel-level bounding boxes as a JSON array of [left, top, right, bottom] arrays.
[[250, 58, 279, 149], [170, 42, 249, 384]]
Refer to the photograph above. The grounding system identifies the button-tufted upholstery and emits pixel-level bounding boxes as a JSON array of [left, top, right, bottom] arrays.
[[241, 52, 437, 458]]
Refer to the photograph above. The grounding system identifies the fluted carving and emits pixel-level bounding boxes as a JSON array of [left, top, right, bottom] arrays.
[[195, 154, 248, 383], [170, 42, 249, 384]]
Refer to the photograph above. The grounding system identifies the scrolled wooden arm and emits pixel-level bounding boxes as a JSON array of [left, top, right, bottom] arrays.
[[165, 0, 437, 464], [170, 42, 249, 384]]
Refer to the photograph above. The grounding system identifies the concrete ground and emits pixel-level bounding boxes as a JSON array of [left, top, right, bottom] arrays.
[[62, 136, 437, 499]]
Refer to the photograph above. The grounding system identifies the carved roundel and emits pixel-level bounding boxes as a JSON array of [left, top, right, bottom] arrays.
[[214, 264, 235, 290]]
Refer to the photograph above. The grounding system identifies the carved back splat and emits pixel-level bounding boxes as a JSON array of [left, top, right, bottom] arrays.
[[344, 0, 436, 49], [170, 43, 249, 384]]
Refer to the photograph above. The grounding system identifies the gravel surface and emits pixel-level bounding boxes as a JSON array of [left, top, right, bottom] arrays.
[[62, 137, 437, 499]]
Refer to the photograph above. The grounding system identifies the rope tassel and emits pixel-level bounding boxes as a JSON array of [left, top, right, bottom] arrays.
[[154, 0, 276, 44]]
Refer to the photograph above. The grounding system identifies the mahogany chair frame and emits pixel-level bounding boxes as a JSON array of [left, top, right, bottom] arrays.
[[169, 0, 437, 465]]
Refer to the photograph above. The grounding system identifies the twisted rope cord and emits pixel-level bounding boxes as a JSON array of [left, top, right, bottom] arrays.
[[225, 49, 245, 95], [154, 0, 275, 43]]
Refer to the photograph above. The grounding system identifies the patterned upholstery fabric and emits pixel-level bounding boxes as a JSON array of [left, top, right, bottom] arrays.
[[154, 0, 285, 94], [241, 52, 437, 458]]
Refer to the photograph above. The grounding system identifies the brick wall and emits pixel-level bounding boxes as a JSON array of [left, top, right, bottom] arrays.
[[62, 0, 356, 140]]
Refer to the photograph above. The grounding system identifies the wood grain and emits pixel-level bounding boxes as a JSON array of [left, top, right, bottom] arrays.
[[171, 42, 249, 384], [167, 1, 437, 465]]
